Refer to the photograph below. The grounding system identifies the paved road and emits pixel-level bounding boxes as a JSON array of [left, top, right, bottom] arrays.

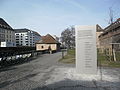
[[0, 52, 120, 90], [0, 52, 73, 90]]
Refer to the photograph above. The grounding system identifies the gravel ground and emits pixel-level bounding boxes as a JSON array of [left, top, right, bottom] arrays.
[[43, 66, 120, 90], [0, 52, 120, 90]]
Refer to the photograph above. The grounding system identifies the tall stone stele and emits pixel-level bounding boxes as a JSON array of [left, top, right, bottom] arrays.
[[75, 25, 97, 74]]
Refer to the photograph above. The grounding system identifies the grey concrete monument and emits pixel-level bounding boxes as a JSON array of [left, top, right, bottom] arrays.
[[75, 25, 97, 74]]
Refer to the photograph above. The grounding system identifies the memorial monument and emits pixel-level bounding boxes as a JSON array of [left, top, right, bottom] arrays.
[[75, 25, 97, 74]]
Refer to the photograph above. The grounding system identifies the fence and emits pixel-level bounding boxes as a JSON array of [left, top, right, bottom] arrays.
[[0, 47, 43, 67], [98, 43, 120, 61]]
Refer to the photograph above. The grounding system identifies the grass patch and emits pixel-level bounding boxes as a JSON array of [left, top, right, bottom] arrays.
[[59, 49, 120, 67], [115, 51, 120, 61], [97, 51, 120, 67], [59, 49, 75, 63], [97, 52, 108, 66]]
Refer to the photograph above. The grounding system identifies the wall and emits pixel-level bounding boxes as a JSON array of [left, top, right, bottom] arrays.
[[0, 27, 15, 47], [36, 44, 57, 51], [99, 37, 112, 55], [0, 27, 5, 42], [96, 32, 103, 48]]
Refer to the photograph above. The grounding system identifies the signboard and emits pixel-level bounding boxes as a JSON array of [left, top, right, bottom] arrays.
[[75, 25, 97, 74], [1, 42, 15, 47]]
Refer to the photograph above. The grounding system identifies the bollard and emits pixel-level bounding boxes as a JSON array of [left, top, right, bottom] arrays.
[[62, 49, 64, 59]]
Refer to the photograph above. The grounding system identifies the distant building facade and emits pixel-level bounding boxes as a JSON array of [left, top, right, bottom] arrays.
[[0, 18, 15, 47], [36, 34, 60, 52], [52, 35, 60, 42], [99, 18, 120, 54], [15, 29, 41, 47], [96, 24, 104, 48]]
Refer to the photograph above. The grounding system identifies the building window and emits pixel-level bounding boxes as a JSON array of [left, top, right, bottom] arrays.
[[16, 41, 19, 43], [6, 35, 8, 38], [16, 39, 19, 40], [2, 29, 4, 33], [16, 36, 19, 38], [41, 46, 44, 48]]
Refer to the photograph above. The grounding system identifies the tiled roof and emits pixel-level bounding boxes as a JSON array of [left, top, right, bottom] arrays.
[[14, 28, 30, 32], [37, 34, 59, 44], [96, 24, 103, 32], [99, 18, 120, 37], [0, 18, 13, 30]]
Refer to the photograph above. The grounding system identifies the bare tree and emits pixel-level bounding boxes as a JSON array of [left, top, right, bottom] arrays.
[[61, 26, 75, 49], [104, 7, 115, 25], [108, 7, 114, 24]]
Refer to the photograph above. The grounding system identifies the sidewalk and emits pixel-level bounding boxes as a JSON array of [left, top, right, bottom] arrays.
[[32, 66, 120, 90]]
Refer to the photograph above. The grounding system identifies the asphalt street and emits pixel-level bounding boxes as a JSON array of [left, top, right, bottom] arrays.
[[0, 52, 73, 90], [0, 52, 120, 90]]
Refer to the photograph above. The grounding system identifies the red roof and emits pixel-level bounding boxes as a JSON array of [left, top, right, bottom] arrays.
[[117, 18, 120, 21], [37, 34, 59, 44]]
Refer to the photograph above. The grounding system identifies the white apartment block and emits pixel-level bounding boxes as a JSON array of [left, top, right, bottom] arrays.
[[0, 18, 15, 47], [15, 29, 41, 47]]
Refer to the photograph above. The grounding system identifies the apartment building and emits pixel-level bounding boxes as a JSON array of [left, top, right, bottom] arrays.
[[15, 28, 41, 47], [0, 18, 15, 47]]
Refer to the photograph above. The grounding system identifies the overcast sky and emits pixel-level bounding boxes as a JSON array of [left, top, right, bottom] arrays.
[[0, 0, 120, 36]]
